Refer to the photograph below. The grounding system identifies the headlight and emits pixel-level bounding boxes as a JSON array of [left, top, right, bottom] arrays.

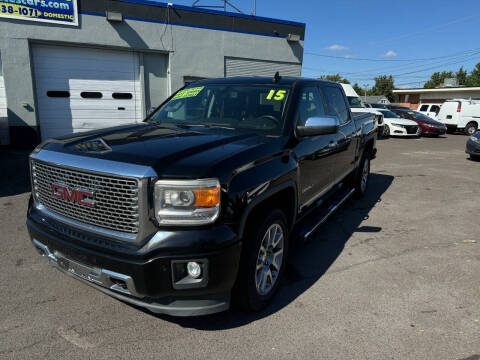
[[391, 123, 405, 128], [471, 135, 480, 143], [154, 179, 220, 225]]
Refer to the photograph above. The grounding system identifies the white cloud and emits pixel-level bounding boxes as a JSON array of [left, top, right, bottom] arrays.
[[325, 44, 348, 51], [383, 50, 397, 58], [344, 54, 355, 59]]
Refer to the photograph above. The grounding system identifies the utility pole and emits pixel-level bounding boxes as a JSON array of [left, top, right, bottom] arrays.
[[253, 0, 256, 15], [363, 83, 368, 102]]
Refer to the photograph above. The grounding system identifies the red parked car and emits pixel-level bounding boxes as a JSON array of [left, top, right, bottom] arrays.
[[391, 109, 447, 137]]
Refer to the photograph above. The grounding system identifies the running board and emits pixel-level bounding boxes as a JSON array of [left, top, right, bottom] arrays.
[[299, 188, 356, 240]]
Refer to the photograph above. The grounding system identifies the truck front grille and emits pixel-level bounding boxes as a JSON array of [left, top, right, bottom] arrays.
[[31, 160, 140, 234]]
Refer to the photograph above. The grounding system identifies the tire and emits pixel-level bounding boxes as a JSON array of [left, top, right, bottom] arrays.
[[416, 126, 423, 137], [233, 209, 289, 312], [354, 151, 370, 198], [383, 124, 390, 137], [464, 122, 478, 136], [470, 154, 480, 161]]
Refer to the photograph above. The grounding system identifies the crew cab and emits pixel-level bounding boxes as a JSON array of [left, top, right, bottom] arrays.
[[27, 77, 377, 316]]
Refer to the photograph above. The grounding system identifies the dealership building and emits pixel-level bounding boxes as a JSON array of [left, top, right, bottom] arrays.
[[0, 0, 305, 148]]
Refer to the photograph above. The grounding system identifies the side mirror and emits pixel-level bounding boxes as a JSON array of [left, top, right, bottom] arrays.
[[296, 116, 340, 137]]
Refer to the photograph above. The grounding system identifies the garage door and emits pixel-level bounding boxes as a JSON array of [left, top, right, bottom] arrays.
[[225, 57, 301, 78], [33, 45, 143, 141], [0, 54, 8, 145]]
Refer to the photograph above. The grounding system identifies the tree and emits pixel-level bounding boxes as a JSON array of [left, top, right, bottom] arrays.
[[318, 74, 350, 84], [352, 83, 366, 96], [370, 75, 396, 102], [466, 62, 480, 86], [456, 66, 467, 85], [423, 71, 454, 88]]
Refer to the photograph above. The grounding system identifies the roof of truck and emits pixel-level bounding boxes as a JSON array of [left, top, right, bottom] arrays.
[[192, 77, 339, 86]]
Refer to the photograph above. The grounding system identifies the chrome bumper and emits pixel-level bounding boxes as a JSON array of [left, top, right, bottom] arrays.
[[33, 239, 142, 298]]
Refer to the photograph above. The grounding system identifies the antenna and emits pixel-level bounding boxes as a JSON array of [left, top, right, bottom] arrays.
[[192, 0, 244, 14], [273, 72, 281, 83]]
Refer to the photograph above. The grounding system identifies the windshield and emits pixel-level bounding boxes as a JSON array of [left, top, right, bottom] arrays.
[[347, 96, 366, 108], [147, 84, 290, 135], [379, 110, 399, 118]]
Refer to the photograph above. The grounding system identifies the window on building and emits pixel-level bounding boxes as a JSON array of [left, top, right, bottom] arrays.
[[112, 92, 133, 99], [81, 92, 102, 99]]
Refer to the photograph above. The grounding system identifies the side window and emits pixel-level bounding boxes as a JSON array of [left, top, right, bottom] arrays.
[[297, 86, 325, 126], [420, 104, 429, 111], [430, 105, 440, 113], [323, 86, 349, 124]]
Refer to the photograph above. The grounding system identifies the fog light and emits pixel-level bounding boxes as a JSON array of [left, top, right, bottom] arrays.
[[187, 261, 201, 278]]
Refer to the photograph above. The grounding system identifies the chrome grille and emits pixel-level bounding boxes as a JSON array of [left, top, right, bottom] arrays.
[[31, 160, 140, 233]]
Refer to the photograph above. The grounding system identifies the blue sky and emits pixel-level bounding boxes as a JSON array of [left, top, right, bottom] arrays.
[[170, 0, 480, 88]]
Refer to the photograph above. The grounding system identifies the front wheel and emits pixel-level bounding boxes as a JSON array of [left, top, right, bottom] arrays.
[[464, 122, 478, 136], [233, 209, 289, 311], [470, 154, 480, 161], [383, 124, 390, 137]]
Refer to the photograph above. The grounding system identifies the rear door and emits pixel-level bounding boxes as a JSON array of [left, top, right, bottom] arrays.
[[295, 85, 338, 209], [322, 85, 357, 184], [427, 105, 441, 118], [437, 101, 460, 125]]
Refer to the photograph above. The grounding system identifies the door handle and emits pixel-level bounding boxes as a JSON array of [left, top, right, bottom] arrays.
[[118, 107, 125, 110], [328, 141, 337, 148]]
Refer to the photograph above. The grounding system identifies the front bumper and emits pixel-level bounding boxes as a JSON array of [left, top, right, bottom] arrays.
[[389, 124, 419, 137], [466, 138, 480, 156], [421, 125, 446, 136], [27, 203, 242, 316]]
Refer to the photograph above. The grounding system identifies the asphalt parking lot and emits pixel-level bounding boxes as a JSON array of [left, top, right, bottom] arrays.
[[0, 135, 479, 360]]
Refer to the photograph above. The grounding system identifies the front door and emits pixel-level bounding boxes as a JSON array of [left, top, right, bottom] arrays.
[[295, 85, 338, 209]]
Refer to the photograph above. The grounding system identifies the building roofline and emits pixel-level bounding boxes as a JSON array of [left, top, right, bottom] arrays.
[[393, 87, 480, 94], [115, 0, 306, 27]]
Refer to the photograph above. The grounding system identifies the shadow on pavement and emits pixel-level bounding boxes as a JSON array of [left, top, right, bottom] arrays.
[[143, 173, 394, 329], [0, 150, 31, 197]]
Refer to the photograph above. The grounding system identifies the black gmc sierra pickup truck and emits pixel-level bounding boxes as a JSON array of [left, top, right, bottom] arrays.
[[27, 76, 377, 316]]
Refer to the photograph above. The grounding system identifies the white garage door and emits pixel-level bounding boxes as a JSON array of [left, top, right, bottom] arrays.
[[225, 57, 301, 78], [33, 45, 143, 141], [0, 54, 8, 145]]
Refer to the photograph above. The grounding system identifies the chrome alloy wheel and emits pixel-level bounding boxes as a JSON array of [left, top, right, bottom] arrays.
[[255, 223, 284, 295], [361, 158, 370, 194]]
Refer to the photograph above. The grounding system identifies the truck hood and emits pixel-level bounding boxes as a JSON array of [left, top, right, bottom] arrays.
[[40, 123, 287, 179]]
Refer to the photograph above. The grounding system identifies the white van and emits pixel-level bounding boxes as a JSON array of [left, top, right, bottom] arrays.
[[340, 84, 385, 136], [436, 99, 480, 135], [417, 103, 441, 119]]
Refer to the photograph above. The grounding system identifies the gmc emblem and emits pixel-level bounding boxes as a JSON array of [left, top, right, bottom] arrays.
[[51, 183, 95, 207]]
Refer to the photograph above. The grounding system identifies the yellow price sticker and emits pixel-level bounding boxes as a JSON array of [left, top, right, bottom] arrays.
[[266, 89, 287, 101], [172, 86, 204, 100]]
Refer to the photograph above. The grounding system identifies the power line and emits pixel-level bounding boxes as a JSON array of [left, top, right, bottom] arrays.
[[304, 48, 480, 63]]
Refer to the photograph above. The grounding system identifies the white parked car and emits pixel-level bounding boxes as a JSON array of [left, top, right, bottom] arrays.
[[436, 99, 480, 135], [340, 84, 385, 137], [377, 109, 420, 137], [417, 103, 441, 119]]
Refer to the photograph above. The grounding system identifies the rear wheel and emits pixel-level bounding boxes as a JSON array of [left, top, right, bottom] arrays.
[[465, 122, 478, 136], [233, 209, 289, 311], [354, 151, 370, 198], [470, 154, 480, 161]]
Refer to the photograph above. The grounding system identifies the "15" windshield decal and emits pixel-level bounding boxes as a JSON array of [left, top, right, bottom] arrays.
[[266, 90, 287, 101]]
